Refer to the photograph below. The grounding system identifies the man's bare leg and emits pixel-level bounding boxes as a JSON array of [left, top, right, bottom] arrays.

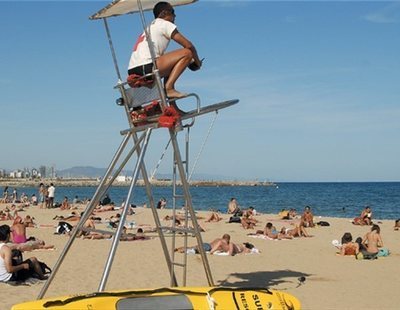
[[157, 48, 192, 98]]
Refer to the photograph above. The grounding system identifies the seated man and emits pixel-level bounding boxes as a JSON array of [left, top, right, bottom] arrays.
[[301, 206, 315, 228], [0, 225, 47, 282], [127, 1, 202, 99], [227, 198, 242, 216], [241, 209, 257, 230]]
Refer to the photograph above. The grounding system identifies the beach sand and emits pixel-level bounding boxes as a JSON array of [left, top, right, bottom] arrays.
[[1, 203, 399, 309]]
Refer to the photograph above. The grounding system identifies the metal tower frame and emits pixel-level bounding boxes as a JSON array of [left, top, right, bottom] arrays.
[[38, 0, 238, 299]]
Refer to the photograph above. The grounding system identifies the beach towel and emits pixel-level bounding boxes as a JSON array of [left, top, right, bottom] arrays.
[[212, 251, 229, 256], [247, 234, 277, 241], [377, 248, 390, 257]]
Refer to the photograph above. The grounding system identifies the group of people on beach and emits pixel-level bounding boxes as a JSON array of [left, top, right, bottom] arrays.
[[336, 224, 389, 259]]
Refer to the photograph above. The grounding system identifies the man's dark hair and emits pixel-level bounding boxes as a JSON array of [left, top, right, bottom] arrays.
[[153, 2, 171, 18], [0, 225, 11, 241]]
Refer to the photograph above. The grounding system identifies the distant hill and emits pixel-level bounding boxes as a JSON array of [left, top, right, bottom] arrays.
[[57, 166, 109, 178], [57, 166, 237, 181]]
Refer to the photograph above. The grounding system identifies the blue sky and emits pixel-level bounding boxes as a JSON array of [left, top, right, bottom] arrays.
[[1, 1, 399, 182]]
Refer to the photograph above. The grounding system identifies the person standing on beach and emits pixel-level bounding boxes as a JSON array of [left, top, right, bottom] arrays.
[[47, 183, 55, 209], [128, 1, 202, 99], [2, 187, 9, 203], [12, 188, 17, 203], [38, 183, 45, 209]]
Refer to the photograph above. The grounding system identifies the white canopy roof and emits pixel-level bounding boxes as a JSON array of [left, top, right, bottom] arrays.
[[90, 0, 197, 20]]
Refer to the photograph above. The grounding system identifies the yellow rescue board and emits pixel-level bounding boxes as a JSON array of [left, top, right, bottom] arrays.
[[12, 286, 301, 310]]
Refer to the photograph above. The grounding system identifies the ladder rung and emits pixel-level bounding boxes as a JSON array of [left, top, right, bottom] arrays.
[[173, 194, 185, 199], [171, 262, 186, 268]]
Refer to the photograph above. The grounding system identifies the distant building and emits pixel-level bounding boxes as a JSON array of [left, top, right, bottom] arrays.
[[31, 168, 39, 178], [39, 166, 46, 178]]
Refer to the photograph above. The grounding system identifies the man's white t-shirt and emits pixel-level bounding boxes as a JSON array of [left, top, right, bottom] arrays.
[[48, 186, 55, 198], [128, 18, 177, 70]]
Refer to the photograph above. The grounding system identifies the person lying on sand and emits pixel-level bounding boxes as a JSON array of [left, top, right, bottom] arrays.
[[280, 225, 311, 238], [175, 237, 222, 254], [83, 227, 150, 241], [258, 222, 292, 240], [53, 211, 82, 222], [7, 239, 55, 252], [394, 219, 400, 231], [205, 211, 222, 223]]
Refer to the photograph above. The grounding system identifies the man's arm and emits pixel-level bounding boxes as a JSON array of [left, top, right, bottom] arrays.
[[3, 246, 29, 273], [171, 30, 201, 67], [209, 240, 222, 255]]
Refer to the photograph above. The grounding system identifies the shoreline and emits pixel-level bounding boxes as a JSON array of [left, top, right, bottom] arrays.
[[0, 178, 275, 187]]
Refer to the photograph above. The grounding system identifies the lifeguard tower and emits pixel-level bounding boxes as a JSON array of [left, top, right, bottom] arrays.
[[38, 0, 238, 298], [12, 1, 302, 308]]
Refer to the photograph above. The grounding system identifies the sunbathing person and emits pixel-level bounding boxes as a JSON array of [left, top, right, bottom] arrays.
[[175, 236, 223, 254], [60, 196, 71, 210], [261, 222, 287, 240], [353, 206, 373, 226], [339, 232, 359, 256], [23, 215, 36, 228], [0, 225, 48, 282], [94, 205, 115, 213], [280, 225, 311, 238], [241, 209, 257, 230], [362, 224, 383, 255], [209, 233, 235, 255], [10, 216, 28, 244], [53, 211, 82, 221], [231, 242, 259, 255], [394, 219, 400, 231], [0, 210, 13, 221], [76, 217, 97, 238], [227, 198, 242, 216], [83, 227, 149, 241], [279, 208, 297, 220], [8, 239, 55, 252], [163, 215, 206, 232], [300, 206, 315, 227], [205, 211, 222, 223]]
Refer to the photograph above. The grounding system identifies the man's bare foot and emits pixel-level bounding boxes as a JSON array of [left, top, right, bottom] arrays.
[[166, 89, 187, 99]]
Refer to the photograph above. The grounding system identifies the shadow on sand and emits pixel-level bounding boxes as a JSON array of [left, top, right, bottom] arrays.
[[217, 269, 312, 290]]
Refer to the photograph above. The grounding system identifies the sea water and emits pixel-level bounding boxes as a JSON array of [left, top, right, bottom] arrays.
[[7, 182, 400, 220]]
